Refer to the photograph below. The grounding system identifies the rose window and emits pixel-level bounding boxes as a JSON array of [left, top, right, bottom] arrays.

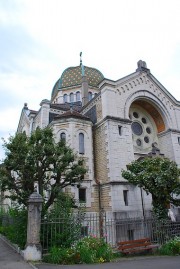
[[129, 107, 158, 151]]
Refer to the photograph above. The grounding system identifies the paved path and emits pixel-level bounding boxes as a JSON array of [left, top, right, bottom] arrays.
[[1, 236, 180, 269], [36, 256, 180, 269], [0, 237, 34, 269]]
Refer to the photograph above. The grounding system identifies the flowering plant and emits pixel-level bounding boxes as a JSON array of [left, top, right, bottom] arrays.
[[44, 235, 113, 264]]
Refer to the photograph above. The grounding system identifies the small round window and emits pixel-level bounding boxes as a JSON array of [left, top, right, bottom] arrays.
[[146, 127, 151, 134], [131, 122, 143, 136], [144, 136, 149, 143], [136, 139, 142, 146], [142, 117, 147, 124], [133, 112, 139, 118]]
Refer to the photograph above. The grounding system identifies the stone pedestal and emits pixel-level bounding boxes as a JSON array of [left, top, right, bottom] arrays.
[[24, 192, 43, 261]]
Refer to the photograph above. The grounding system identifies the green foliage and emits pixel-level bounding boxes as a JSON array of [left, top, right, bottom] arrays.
[[159, 237, 180, 255], [41, 193, 85, 249], [74, 235, 113, 263], [45, 192, 76, 217], [43, 235, 113, 264], [0, 207, 27, 249], [0, 127, 87, 211], [122, 157, 180, 219]]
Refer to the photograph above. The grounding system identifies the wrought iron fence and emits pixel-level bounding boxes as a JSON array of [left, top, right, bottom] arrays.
[[40, 212, 180, 253], [41, 212, 104, 252], [115, 218, 180, 245]]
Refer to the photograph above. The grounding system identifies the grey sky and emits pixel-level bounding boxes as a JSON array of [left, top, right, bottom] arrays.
[[0, 0, 180, 160]]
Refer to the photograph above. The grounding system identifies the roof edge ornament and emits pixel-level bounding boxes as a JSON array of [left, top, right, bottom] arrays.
[[80, 52, 85, 76], [24, 103, 28, 110], [136, 60, 150, 73]]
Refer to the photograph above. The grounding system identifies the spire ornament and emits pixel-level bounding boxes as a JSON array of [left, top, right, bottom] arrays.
[[80, 52, 82, 66], [80, 52, 85, 76]]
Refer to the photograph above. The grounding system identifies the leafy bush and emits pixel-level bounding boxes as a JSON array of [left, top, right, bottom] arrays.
[[0, 207, 27, 249], [41, 193, 85, 249], [159, 237, 180, 255], [74, 235, 113, 263], [43, 246, 76, 264], [44, 235, 113, 264]]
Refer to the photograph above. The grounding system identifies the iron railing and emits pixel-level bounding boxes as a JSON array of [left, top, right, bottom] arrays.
[[40, 213, 180, 252]]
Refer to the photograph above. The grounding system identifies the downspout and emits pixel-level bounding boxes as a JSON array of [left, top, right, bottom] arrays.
[[95, 178, 104, 238], [95, 178, 102, 213], [140, 188, 145, 220]]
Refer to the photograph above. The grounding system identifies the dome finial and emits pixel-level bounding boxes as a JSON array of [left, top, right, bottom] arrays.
[[80, 52, 85, 76], [80, 52, 82, 66]]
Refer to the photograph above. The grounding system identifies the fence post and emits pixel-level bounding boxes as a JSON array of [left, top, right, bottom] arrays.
[[24, 191, 43, 261]]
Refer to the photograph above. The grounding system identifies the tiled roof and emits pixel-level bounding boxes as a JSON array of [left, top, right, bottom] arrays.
[[29, 109, 37, 114], [54, 110, 91, 121], [51, 65, 104, 99], [50, 101, 82, 112]]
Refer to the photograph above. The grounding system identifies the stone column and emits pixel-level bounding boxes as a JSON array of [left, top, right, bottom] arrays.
[[24, 192, 43, 261]]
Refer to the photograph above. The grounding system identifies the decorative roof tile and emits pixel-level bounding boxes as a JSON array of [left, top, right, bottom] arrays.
[[51, 65, 104, 99]]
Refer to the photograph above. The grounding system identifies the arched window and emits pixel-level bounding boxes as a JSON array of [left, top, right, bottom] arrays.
[[88, 92, 92, 101], [76, 91, 80, 101], [60, 132, 66, 142], [63, 94, 68, 103], [70, 92, 74, 103], [79, 133, 84, 154]]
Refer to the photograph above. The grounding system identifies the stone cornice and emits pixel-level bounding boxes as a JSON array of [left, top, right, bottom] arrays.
[[158, 128, 180, 137], [93, 181, 133, 187], [93, 115, 132, 129]]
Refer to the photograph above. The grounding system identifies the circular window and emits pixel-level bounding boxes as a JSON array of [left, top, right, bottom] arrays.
[[146, 127, 151, 134], [144, 136, 149, 143], [131, 122, 143, 136], [130, 106, 158, 151], [136, 139, 142, 146], [133, 112, 139, 118], [142, 117, 147, 124]]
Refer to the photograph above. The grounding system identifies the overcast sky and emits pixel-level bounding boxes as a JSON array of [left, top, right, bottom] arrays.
[[0, 0, 180, 161]]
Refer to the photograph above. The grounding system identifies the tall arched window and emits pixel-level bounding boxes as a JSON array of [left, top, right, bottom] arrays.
[[79, 133, 84, 154], [76, 91, 80, 101], [70, 92, 74, 103], [63, 94, 68, 103], [88, 92, 92, 101], [60, 132, 66, 142]]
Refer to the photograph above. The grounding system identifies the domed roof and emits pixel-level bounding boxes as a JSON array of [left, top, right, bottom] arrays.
[[51, 65, 104, 99]]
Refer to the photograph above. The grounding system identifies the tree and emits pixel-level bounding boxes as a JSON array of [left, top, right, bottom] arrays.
[[0, 127, 87, 212], [122, 157, 180, 219]]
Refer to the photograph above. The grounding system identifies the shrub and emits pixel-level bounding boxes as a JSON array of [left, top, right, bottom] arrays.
[[0, 207, 27, 249], [74, 235, 113, 263], [41, 193, 86, 249], [43, 235, 113, 264], [43, 246, 76, 264], [159, 237, 180, 255]]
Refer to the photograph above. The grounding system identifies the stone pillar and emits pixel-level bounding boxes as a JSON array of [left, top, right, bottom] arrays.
[[24, 192, 43, 261]]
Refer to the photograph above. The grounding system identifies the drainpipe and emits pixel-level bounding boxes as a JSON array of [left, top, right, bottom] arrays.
[[140, 187, 145, 220], [95, 178, 104, 238]]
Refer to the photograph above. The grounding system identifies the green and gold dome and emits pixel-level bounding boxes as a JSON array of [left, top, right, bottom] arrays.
[[51, 65, 104, 99]]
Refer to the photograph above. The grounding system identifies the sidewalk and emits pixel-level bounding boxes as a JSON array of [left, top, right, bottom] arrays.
[[0, 236, 180, 269], [35, 256, 180, 269], [0, 236, 34, 269]]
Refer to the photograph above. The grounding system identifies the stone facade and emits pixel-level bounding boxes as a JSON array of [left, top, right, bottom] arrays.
[[16, 61, 180, 219]]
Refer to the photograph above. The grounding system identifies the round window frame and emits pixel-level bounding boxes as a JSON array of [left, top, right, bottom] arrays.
[[131, 122, 143, 136]]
